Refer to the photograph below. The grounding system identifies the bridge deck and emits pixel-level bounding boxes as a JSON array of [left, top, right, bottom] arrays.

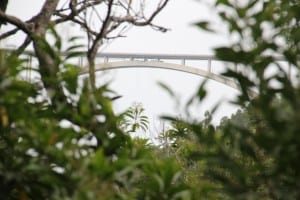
[[7, 49, 294, 98]]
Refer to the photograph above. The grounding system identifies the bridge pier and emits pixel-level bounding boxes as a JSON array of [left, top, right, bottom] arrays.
[[208, 59, 212, 73], [181, 59, 185, 66]]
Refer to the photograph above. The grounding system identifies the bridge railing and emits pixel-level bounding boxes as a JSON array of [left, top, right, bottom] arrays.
[[90, 52, 217, 73], [0, 48, 296, 89]]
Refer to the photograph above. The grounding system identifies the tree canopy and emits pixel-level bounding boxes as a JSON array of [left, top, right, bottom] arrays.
[[0, 0, 169, 89], [1, 0, 300, 199]]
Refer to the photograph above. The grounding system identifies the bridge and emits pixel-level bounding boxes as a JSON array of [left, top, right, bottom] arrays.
[[76, 52, 258, 97], [6, 49, 262, 97]]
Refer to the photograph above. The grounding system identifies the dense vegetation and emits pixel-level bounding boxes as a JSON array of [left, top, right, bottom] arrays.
[[0, 0, 300, 199]]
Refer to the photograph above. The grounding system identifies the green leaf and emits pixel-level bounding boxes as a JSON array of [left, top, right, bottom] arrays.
[[194, 21, 215, 32], [157, 81, 176, 98]]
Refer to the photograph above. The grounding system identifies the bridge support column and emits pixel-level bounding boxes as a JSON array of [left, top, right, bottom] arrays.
[[208, 59, 212, 73], [26, 55, 32, 82], [181, 59, 185, 66], [78, 56, 83, 68], [104, 57, 109, 63]]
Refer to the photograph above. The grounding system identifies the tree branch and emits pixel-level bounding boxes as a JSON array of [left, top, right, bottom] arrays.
[[13, 36, 32, 57], [87, 0, 114, 89], [111, 0, 169, 27], [0, 10, 31, 34], [0, 28, 19, 40]]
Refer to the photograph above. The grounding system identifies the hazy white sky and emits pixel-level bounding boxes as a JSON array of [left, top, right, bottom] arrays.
[[95, 0, 239, 131], [3, 1, 239, 133], [104, 0, 226, 54]]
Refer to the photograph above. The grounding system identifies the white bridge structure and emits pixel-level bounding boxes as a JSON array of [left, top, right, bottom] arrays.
[[3, 47, 295, 97], [78, 52, 252, 95], [18, 51, 295, 97], [14, 50, 283, 97]]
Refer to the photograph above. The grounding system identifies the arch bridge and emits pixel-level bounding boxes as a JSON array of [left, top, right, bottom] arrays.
[[4, 49, 259, 97], [78, 52, 257, 97]]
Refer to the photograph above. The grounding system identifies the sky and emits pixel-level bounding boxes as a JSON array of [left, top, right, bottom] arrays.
[[3, 0, 240, 135], [96, 0, 240, 129]]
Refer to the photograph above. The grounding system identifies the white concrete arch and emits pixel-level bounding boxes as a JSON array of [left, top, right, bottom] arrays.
[[80, 60, 246, 94]]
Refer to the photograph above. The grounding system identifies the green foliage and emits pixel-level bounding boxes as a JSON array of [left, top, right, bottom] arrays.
[[159, 0, 300, 199], [119, 103, 149, 134], [138, 158, 191, 200], [0, 32, 191, 199], [2, 0, 300, 199]]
